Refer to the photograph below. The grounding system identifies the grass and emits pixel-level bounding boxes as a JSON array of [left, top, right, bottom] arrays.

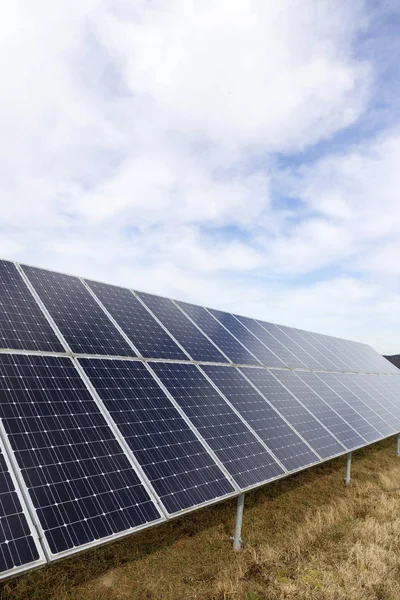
[[2, 436, 400, 600]]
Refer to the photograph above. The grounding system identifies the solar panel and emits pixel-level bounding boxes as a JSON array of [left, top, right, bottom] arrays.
[[381, 375, 400, 402], [335, 340, 374, 373], [315, 372, 395, 437], [84, 280, 187, 361], [355, 375, 400, 421], [78, 358, 235, 514], [0, 441, 45, 579], [234, 315, 307, 369], [359, 346, 400, 374], [275, 327, 339, 371], [21, 266, 133, 357], [0, 260, 64, 353], [136, 292, 228, 363], [239, 368, 344, 459], [176, 301, 261, 365], [301, 332, 350, 372], [0, 259, 398, 578], [149, 362, 285, 489], [258, 322, 325, 371], [339, 374, 400, 430], [367, 375, 400, 407], [270, 370, 365, 450], [296, 371, 380, 443], [208, 309, 285, 368], [0, 354, 162, 558], [201, 365, 319, 471], [310, 334, 362, 373]]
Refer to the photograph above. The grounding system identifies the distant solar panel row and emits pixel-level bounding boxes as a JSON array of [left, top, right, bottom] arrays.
[[0, 259, 398, 581]]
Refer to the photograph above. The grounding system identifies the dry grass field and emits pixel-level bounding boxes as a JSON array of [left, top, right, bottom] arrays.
[[2, 436, 400, 600]]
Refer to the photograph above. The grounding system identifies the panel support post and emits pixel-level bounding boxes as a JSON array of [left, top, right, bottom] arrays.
[[345, 452, 352, 486], [397, 434, 400, 457], [232, 493, 245, 551]]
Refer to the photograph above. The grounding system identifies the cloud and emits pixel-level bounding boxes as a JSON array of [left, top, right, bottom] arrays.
[[0, 0, 399, 353]]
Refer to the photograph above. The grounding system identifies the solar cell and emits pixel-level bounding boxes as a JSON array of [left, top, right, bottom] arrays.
[[258, 322, 324, 370], [79, 358, 235, 514], [136, 292, 228, 363], [207, 309, 285, 368], [239, 368, 344, 459], [276, 327, 339, 371], [271, 370, 364, 450], [84, 280, 187, 361], [150, 362, 285, 489], [201, 365, 319, 471], [0, 354, 162, 557], [369, 375, 400, 405], [296, 371, 380, 443], [315, 372, 395, 437], [336, 340, 373, 373], [310, 334, 362, 373], [21, 266, 133, 356], [359, 346, 400, 374], [302, 332, 350, 372], [380, 375, 400, 404], [355, 375, 400, 421], [339, 374, 400, 430], [234, 315, 307, 369], [0, 442, 45, 579], [0, 261, 64, 353], [176, 301, 261, 365]]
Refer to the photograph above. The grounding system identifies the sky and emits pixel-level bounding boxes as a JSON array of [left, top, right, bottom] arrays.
[[1, 0, 399, 354]]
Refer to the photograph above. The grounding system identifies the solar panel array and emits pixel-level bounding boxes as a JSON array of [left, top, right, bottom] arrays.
[[0, 258, 398, 580]]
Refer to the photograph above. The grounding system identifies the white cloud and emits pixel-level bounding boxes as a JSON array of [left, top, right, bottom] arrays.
[[0, 0, 399, 353]]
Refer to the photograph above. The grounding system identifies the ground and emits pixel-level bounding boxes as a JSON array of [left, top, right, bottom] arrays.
[[2, 436, 400, 600]]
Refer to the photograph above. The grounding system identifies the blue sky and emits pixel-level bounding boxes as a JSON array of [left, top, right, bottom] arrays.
[[1, 0, 400, 353]]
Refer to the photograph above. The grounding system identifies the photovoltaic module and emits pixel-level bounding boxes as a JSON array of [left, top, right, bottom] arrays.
[[0, 258, 398, 580]]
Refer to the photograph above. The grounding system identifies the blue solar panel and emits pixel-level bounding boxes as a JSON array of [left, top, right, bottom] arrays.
[[21, 266, 133, 356], [0, 444, 44, 579], [0, 261, 64, 353], [338, 374, 399, 431], [234, 315, 307, 369], [239, 368, 344, 459], [136, 292, 228, 363], [201, 365, 319, 471], [300, 332, 350, 372], [85, 280, 187, 361], [208, 309, 285, 368], [356, 345, 400, 374], [275, 327, 338, 371], [258, 322, 324, 370], [315, 372, 395, 437], [0, 354, 162, 557], [150, 362, 285, 489], [176, 301, 261, 365], [382, 376, 400, 405], [78, 358, 234, 514], [296, 371, 380, 443], [0, 259, 398, 580], [271, 370, 364, 451], [354, 375, 400, 422]]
